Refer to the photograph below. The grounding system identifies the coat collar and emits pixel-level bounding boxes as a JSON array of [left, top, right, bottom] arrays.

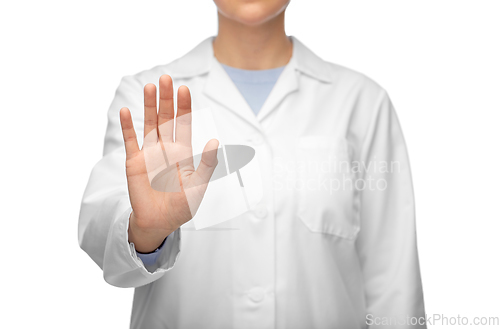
[[168, 35, 332, 83], [168, 35, 332, 130]]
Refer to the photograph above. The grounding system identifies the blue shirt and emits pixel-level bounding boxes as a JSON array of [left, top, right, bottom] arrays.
[[220, 63, 286, 115], [136, 63, 285, 266]]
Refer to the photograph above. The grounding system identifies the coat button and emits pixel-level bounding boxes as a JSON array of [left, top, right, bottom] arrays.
[[254, 203, 268, 219], [248, 287, 266, 302]]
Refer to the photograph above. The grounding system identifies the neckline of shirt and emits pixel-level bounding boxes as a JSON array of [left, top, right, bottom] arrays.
[[220, 63, 286, 84]]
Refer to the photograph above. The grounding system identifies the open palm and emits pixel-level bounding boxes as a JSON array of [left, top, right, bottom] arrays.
[[119, 74, 219, 252]]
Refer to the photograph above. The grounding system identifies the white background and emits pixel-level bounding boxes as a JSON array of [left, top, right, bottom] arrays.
[[1, 0, 499, 327]]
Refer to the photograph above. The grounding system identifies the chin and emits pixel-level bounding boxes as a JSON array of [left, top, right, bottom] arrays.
[[215, 0, 290, 26]]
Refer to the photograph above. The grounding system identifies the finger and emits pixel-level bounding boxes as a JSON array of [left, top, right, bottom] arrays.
[[174, 85, 192, 147], [193, 139, 219, 184], [119, 107, 140, 159], [143, 83, 158, 148], [158, 74, 174, 143]]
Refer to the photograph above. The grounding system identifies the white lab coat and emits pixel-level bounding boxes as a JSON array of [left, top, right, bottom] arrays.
[[79, 35, 426, 329]]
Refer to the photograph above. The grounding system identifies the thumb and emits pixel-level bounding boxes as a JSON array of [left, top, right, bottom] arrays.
[[194, 139, 219, 183]]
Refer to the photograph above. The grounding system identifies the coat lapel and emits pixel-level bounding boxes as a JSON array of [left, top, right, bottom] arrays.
[[257, 36, 333, 122], [169, 35, 333, 132], [202, 55, 262, 131], [256, 41, 299, 122]]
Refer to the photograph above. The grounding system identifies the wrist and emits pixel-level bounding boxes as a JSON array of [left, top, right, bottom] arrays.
[[135, 236, 167, 254], [127, 213, 174, 253]]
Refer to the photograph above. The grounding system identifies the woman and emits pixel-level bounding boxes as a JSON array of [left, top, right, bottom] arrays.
[[79, 0, 426, 328]]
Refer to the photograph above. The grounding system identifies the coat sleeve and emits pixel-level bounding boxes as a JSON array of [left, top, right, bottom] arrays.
[[355, 89, 426, 328], [78, 75, 182, 288]]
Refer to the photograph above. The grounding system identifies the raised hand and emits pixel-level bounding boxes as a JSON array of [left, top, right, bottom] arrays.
[[119, 74, 219, 253]]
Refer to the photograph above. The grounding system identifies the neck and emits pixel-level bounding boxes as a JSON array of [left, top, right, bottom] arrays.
[[213, 11, 293, 70]]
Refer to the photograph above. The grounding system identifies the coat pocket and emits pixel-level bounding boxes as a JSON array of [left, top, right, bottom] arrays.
[[295, 136, 359, 240]]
